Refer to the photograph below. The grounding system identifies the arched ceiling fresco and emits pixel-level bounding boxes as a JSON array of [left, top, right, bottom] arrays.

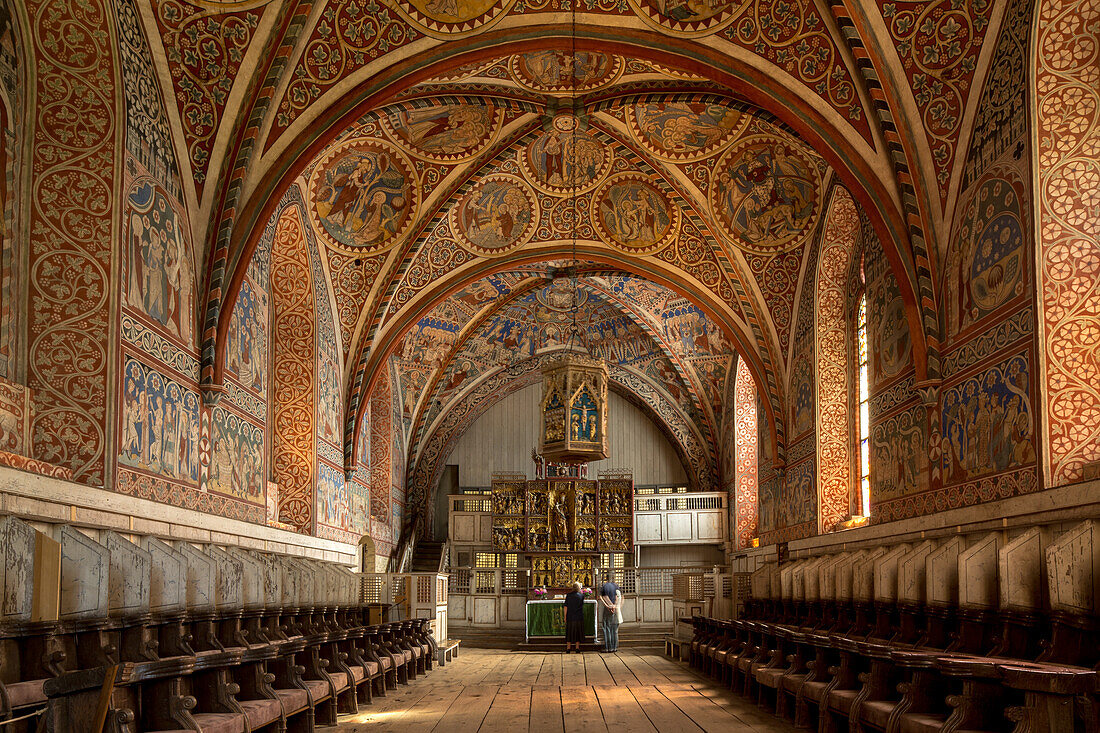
[[385, 269, 733, 495], [276, 74, 838, 471], [123, 0, 1021, 508]]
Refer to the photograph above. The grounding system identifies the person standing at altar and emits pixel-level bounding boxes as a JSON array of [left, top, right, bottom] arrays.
[[563, 582, 585, 654], [599, 578, 621, 652]]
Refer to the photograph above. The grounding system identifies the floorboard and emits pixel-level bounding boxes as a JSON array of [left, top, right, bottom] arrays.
[[561, 651, 587, 686], [628, 685, 704, 732], [480, 686, 533, 729], [536, 653, 564, 686], [591, 685, 658, 732], [432, 684, 500, 732], [512, 653, 548, 685], [615, 651, 667, 685], [529, 686, 566, 733], [599, 651, 639, 685], [559, 685, 608, 732], [332, 647, 796, 732], [582, 654, 616, 686]]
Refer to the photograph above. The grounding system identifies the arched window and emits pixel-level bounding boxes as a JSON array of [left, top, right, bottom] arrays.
[[856, 293, 870, 516]]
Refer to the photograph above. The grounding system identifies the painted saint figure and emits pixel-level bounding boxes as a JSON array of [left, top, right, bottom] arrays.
[[315, 149, 410, 248]]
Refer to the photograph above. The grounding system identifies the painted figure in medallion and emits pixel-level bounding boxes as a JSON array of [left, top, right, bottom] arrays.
[[313, 148, 411, 249], [515, 51, 614, 90], [633, 102, 742, 156], [654, 0, 727, 22], [390, 105, 492, 158], [526, 127, 607, 191], [455, 178, 533, 251], [715, 142, 816, 249], [598, 180, 672, 249]]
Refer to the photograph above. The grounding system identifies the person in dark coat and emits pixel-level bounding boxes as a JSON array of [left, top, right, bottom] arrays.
[[563, 581, 585, 653]]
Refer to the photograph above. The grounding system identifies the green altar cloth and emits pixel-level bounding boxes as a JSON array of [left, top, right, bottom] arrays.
[[525, 599, 597, 640]]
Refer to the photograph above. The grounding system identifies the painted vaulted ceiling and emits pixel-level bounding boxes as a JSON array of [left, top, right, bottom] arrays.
[[129, 0, 1015, 481]]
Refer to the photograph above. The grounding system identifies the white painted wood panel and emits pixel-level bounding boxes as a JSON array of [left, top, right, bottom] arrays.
[[636, 514, 663, 542], [452, 515, 476, 542], [666, 512, 693, 541], [473, 597, 498, 625], [445, 384, 688, 486], [697, 511, 723, 540]]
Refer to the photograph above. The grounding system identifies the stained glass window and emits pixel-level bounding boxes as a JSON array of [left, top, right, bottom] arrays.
[[857, 294, 870, 516]]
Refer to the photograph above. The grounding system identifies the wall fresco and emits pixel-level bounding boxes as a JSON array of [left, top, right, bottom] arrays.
[[0, 13, 21, 384], [870, 403, 928, 503], [945, 173, 1028, 341], [272, 205, 316, 532], [125, 180, 196, 346], [119, 357, 202, 485], [207, 405, 265, 502], [26, 0, 119, 485], [942, 351, 1035, 484], [225, 278, 267, 395], [317, 349, 342, 448]]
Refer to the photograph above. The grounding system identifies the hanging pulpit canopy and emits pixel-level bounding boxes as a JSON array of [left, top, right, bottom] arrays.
[[539, 353, 609, 463]]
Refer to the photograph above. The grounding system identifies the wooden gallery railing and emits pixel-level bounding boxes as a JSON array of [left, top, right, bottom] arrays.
[[0, 516, 442, 733], [681, 520, 1100, 732]]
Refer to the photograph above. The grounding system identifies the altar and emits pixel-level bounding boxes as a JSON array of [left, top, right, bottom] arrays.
[[525, 598, 599, 643]]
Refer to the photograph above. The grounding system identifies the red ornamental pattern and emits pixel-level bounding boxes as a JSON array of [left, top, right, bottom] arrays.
[[271, 2, 421, 141], [815, 187, 858, 532], [1035, 0, 1100, 485], [327, 250, 386, 348], [153, 0, 262, 189], [733, 359, 758, 549], [272, 207, 316, 533], [369, 373, 392, 521], [880, 0, 997, 198], [266, 3, 870, 147], [26, 0, 119, 486]]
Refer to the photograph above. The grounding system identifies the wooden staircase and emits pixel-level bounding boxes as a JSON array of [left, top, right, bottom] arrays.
[[410, 540, 445, 572]]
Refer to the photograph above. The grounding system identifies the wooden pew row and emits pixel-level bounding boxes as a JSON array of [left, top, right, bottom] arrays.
[[744, 521, 1100, 666], [681, 520, 1100, 732], [687, 617, 1099, 732], [0, 517, 437, 732]]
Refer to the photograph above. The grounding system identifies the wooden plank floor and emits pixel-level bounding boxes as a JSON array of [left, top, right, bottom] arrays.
[[335, 648, 796, 732]]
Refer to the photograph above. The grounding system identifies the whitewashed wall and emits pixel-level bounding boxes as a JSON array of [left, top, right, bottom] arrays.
[[444, 383, 688, 487]]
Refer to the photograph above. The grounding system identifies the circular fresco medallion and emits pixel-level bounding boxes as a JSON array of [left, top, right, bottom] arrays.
[[385, 0, 518, 38], [450, 174, 539, 256], [536, 279, 591, 312], [509, 52, 622, 94], [591, 172, 680, 255], [520, 118, 612, 196], [709, 136, 820, 254], [627, 0, 748, 37], [627, 101, 747, 161], [308, 138, 419, 254], [381, 103, 501, 162]]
